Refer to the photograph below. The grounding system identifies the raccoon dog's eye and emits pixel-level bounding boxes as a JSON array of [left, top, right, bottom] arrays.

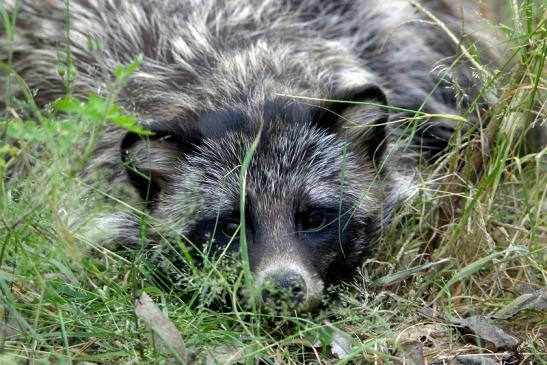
[[302, 212, 326, 231], [221, 221, 240, 238]]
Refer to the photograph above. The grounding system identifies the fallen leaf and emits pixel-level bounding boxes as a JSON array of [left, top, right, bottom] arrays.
[[134, 292, 186, 362], [454, 316, 518, 351], [450, 356, 500, 365], [493, 288, 546, 319], [430, 354, 516, 365], [309, 322, 354, 359], [514, 283, 538, 295], [0, 306, 26, 339], [205, 345, 244, 365], [0, 316, 24, 338], [400, 341, 425, 365], [330, 327, 353, 359], [397, 323, 449, 349]]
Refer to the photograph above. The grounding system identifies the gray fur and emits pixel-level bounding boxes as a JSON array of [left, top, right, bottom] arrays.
[[1, 0, 498, 308]]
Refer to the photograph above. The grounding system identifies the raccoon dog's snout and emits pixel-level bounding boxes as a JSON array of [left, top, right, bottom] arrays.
[[256, 263, 324, 312], [261, 270, 307, 305]]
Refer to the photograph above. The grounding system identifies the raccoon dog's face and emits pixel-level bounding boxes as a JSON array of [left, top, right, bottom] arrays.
[[122, 85, 391, 311]]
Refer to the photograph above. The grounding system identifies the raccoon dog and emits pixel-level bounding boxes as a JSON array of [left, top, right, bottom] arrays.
[[0, 0, 497, 310]]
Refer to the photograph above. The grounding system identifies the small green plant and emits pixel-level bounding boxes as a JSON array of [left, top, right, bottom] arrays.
[[53, 54, 151, 136]]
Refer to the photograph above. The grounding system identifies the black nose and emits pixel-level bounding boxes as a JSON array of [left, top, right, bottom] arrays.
[[260, 270, 307, 309]]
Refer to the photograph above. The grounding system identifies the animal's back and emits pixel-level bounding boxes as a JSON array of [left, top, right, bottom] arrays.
[[1, 0, 495, 115]]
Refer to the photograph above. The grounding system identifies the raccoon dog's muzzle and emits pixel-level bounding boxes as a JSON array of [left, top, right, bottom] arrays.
[[255, 260, 324, 312]]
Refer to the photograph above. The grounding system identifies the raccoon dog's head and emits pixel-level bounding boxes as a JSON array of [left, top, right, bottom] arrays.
[[121, 84, 391, 312]]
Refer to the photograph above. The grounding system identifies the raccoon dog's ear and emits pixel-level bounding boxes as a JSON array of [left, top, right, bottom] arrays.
[[317, 84, 389, 163], [120, 126, 200, 202]]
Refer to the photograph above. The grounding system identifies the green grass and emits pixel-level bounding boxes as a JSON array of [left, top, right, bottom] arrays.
[[1, 1, 546, 364]]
